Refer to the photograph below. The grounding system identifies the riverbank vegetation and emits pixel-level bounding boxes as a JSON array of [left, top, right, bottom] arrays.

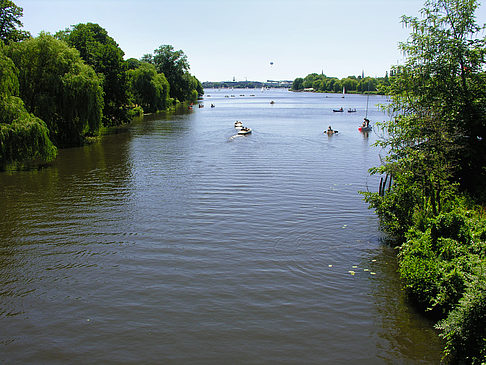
[[362, 0, 486, 363], [291, 73, 388, 94], [0, 0, 202, 170]]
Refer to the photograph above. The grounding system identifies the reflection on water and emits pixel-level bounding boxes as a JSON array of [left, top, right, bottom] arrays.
[[0, 89, 442, 363]]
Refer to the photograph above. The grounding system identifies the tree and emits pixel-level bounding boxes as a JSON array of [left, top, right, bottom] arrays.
[[149, 45, 202, 102], [6, 33, 103, 147], [0, 0, 29, 43], [57, 23, 128, 126], [128, 62, 170, 113], [362, 2, 486, 361], [292, 77, 304, 90], [0, 41, 56, 169]]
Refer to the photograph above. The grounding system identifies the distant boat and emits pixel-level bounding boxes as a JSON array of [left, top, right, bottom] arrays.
[[238, 127, 252, 135], [333, 107, 344, 112], [342, 86, 345, 98], [347, 108, 357, 113], [234, 121, 243, 129]]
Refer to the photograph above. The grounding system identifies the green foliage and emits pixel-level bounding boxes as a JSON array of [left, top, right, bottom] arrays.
[[0, 38, 56, 169], [0, 40, 17, 96], [292, 78, 304, 90], [0, 0, 30, 43], [145, 44, 203, 103], [0, 99, 57, 169], [128, 62, 170, 113], [6, 33, 103, 147], [291, 73, 385, 93], [436, 262, 486, 364], [57, 23, 129, 126], [362, 1, 486, 363]]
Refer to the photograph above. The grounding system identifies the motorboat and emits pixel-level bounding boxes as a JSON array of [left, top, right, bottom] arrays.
[[234, 121, 243, 129], [238, 127, 252, 135], [333, 107, 344, 112], [347, 108, 357, 113]]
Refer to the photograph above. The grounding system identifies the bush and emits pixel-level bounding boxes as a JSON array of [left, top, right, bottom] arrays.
[[436, 263, 486, 364]]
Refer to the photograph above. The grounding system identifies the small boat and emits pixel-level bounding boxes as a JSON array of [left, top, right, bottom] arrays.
[[238, 127, 252, 135], [234, 121, 243, 129], [347, 108, 357, 113], [211, 104, 215, 108], [359, 125, 372, 132], [359, 85, 372, 132], [333, 107, 344, 112], [270, 100, 275, 104]]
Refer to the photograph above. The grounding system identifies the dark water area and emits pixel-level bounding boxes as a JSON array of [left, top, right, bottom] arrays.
[[0, 89, 443, 363]]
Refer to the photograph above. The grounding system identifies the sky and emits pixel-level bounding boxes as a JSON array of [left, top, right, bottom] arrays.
[[15, 0, 486, 82]]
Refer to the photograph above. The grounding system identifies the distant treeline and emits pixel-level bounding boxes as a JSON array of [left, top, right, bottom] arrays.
[[202, 81, 292, 89], [0, 1, 202, 170], [291, 73, 390, 94]]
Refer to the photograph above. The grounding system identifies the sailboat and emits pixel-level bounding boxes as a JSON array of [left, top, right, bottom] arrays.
[[342, 86, 345, 98], [358, 92, 372, 132]]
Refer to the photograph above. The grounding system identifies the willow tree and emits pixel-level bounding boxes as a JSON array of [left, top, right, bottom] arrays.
[[128, 62, 170, 113], [6, 33, 103, 147], [0, 41, 56, 170], [57, 23, 128, 126]]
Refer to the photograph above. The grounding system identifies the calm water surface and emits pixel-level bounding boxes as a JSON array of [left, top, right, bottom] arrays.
[[0, 89, 443, 363]]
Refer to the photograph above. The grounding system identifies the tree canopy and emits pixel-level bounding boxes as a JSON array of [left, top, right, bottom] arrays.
[[57, 23, 129, 126], [144, 45, 203, 103], [0, 0, 29, 43], [291, 72, 387, 93], [128, 62, 170, 113], [6, 33, 104, 147], [363, 1, 486, 363], [0, 41, 56, 169]]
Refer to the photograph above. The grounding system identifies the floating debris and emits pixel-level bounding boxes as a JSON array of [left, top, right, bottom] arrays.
[[370, 272, 376, 275], [348, 271, 355, 275], [363, 268, 370, 272], [352, 265, 358, 268], [328, 264, 333, 268]]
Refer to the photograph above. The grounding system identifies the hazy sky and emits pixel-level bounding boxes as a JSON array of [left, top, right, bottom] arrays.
[[16, 0, 486, 82]]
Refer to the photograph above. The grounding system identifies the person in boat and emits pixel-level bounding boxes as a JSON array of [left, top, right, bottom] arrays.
[[364, 118, 370, 127], [327, 126, 334, 134]]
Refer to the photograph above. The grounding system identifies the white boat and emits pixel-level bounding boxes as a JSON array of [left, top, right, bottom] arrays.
[[234, 121, 243, 129], [238, 127, 252, 135]]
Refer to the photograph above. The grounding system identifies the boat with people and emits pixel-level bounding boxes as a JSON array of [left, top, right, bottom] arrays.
[[234, 121, 243, 129], [347, 108, 357, 113], [359, 117, 372, 132], [238, 127, 252, 135], [359, 84, 373, 132], [333, 107, 344, 112]]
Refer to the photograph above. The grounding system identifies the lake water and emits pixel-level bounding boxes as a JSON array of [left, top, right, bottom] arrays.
[[0, 89, 443, 363]]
